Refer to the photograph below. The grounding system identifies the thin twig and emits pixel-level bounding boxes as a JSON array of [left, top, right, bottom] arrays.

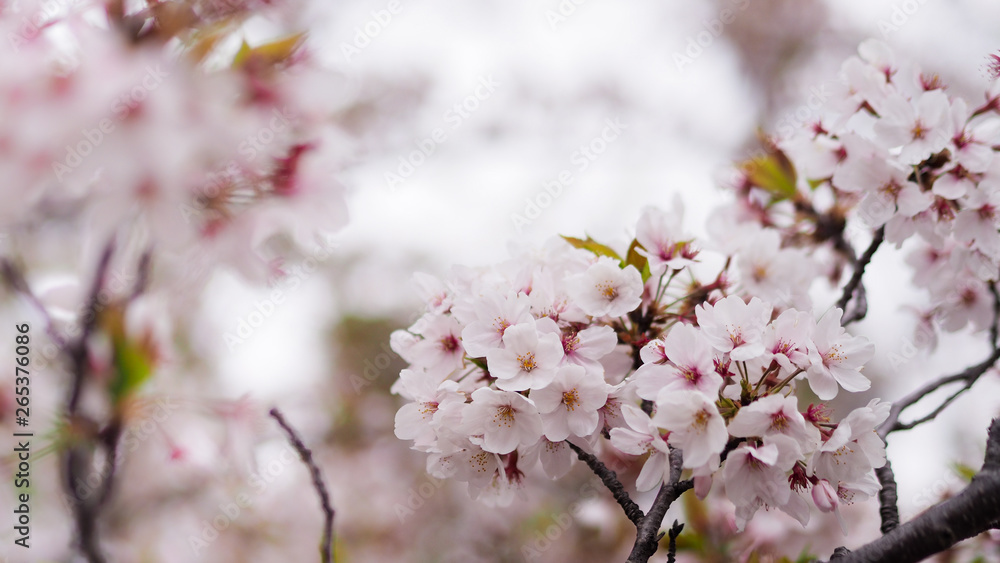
[[0, 258, 68, 351], [269, 408, 335, 563], [567, 441, 644, 525], [879, 283, 1000, 440], [666, 520, 684, 563], [836, 226, 884, 325], [128, 249, 153, 301]]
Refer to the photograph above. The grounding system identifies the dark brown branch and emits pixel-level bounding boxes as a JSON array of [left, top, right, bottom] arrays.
[[128, 249, 153, 301], [68, 239, 116, 412], [269, 408, 336, 563], [990, 282, 1000, 348], [567, 441, 644, 525], [720, 437, 744, 463], [627, 448, 693, 563], [666, 520, 683, 563], [829, 418, 1000, 563], [875, 461, 899, 534], [836, 226, 884, 325], [63, 238, 117, 563]]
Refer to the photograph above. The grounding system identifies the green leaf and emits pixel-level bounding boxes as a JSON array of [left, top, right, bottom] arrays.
[[232, 39, 251, 67], [233, 32, 307, 68], [561, 235, 622, 262], [104, 307, 154, 405], [951, 461, 977, 482], [467, 357, 489, 372], [738, 134, 798, 200], [625, 239, 652, 282]]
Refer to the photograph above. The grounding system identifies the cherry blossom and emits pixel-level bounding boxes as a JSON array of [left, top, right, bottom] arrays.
[[723, 435, 808, 531], [460, 388, 543, 454], [486, 321, 564, 391], [631, 323, 721, 400], [567, 256, 643, 317], [460, 291, 534, 357], [726, 395, 820, 453], [531, 365, 610, 441], [635, 203, 698, 272], [393, 369, 465, 451], [695, 295, 772, 361], [805, 308, 875, 400], [609, 403, 672, 492], [652, 389, 727, 469]]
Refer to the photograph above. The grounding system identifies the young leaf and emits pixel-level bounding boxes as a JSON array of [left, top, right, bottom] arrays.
[[561, 235, 622, 262], [625, 239, 652, 282]]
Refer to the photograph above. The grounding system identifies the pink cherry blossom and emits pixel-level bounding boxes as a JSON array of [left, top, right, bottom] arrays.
[[805, 308, 874, 400], [486, 321, 564, 391], [531, 365, 610, 441], [460, 388, 544, 454], [652, 389, 727, 469], [695, 295, 772, 362], [567, 256, 644, 318], [609, 403, 672, 492]]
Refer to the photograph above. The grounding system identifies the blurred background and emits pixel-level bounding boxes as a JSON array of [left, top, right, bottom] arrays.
[[6, 0, 1000, 561]]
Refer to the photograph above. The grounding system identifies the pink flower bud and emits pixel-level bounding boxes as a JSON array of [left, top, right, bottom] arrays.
[[694, 475, 713, 500], [812, 479, 838, 513]]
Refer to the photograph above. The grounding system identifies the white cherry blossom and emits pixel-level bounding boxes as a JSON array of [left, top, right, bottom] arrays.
[[567, 256, 644, 318], [486, 321, 564, 391]]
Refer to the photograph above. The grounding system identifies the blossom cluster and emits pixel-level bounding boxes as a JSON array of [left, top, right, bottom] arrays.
[[391, 207, 887, 530], [0, 0, 349, 287], [730, 39, 1000, 337]]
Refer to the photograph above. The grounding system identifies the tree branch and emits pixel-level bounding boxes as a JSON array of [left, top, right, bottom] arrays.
[[878, 284, 1000, 440], [828, 418, 1000, 563], [62, 238, 117, 563], [627, 448, 693, 563], [269, 408, 336, 563], [875, 461, 899, 534], [836, 226, 884, 325], [567, 441, 644, 525]]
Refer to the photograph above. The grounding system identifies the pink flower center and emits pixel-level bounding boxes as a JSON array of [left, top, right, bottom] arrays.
[[440, 335, 460, 353]]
